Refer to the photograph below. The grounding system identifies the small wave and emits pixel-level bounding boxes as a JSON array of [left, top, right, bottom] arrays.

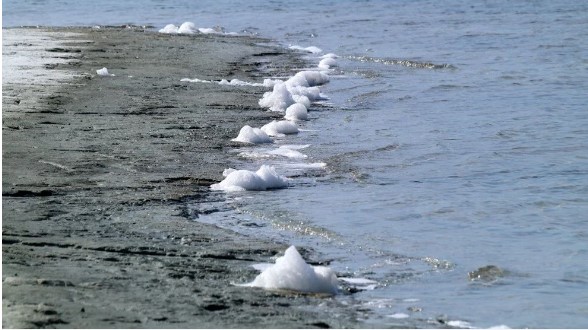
[[347, 55, 456, 69]]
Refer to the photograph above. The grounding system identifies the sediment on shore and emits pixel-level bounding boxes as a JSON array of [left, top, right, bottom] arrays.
[[2, 26, 360, 328]]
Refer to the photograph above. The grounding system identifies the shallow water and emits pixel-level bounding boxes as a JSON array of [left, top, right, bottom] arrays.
[[5, 0, 588, 327]]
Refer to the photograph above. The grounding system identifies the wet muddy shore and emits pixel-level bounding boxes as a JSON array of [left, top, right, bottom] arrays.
[[2, 27, 362, 328]]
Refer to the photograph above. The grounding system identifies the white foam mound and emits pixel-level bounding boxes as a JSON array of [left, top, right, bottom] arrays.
[[287, 85, 324, 101], [284, 103, 308, 121], [318, 57, 337, 70], [159, 24, 179, 33], [258, 82, 296, 112], [210, 165, 288, 192], [159, 22, 229, 35], [261, 120, 299, 137], [232, 125, 273, 144], [291, 94, 311, 108], [241, 246, 338, 295], [178, 22, 198, 34], [292, 71, 330, 87], [96, 67, 114, 76]]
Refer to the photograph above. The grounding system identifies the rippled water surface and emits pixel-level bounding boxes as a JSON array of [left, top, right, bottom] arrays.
[[5, 0, 588, 327]]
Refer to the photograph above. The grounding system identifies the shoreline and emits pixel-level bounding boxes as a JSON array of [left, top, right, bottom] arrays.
[[2, 26, 361, 328]]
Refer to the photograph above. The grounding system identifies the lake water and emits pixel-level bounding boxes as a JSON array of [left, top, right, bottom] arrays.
[[4, 0, 588, 327]]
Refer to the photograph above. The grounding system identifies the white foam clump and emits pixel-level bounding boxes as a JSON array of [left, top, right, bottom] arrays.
[[287, 85, 324, 102], [178, 22, 198, 34], [318, 57, 337, 70], [284, 103, 308, 121], [96, 67, 114, 76], [232, 125, 273, 144], [258, 71, 329, 112], [258, 82, 296, 112], [261, 120, 299, 137], [289, 71, 330, 87], [211, 165, 288, 192], [159, 24, 179, 33], [289, 45, 323, 54], [159, 22, 229, 35], [241, 246, 338, 295], [291, 94, 311, 108]]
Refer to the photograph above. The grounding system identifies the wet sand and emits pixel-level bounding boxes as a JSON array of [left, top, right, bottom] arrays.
[[2, 26, 361, 328]]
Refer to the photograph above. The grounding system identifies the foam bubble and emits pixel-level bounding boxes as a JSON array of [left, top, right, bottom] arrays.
[[232, 125, 273, 144], [318, 57, 337, 70], [159, 24, 178, 34], [96, 67, 114, 76], [240, 246, 338, 295], [211, 165, 288, 192], [160, 23, 232, 35], [261, 120, 299, 137], [285, 74, 310, 88], [255, 165, 289, 188], [388, 313, 410, 319], [177, 22, 197, 34], [287, 85, 324, 101], [291, 94, 311, 108], [258, 82, 296, 112], [292, 71, 330, 87], [284, 103, 308, 121]]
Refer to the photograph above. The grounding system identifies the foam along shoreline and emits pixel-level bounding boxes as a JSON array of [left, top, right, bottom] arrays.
[[238, 246, 339, 295], [179, 38, 338, 194], [2, 26, 360, 328], [191, 30, 342, 293]]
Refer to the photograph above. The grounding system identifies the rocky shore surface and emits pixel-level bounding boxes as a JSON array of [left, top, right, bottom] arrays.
[[2, 26, 364, 329]]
